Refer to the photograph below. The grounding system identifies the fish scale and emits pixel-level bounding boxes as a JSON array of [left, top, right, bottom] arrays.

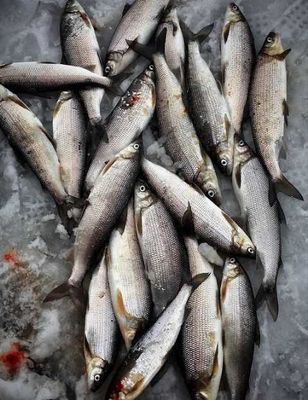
[[221, 3, 255, 134], [61, 0, 105, 124], [181, 236, 223, 400], [53, 91, 87, 199], [108, 199, 151, 349], [134, 181, 183, 316], [85, 66, 155, 191], [142, 158, 255, 257], [221, 258, 258, 400], [84, 253, 118, 391]]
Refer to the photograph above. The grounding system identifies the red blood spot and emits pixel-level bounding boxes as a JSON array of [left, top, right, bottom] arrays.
[[3, 249, 26, 268], [127, 95, 140, 107], [110, 381, 125, 399], [0, 343, 27, 376]]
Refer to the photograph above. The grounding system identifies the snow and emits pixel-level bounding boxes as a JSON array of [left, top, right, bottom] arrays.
[[0, 0, 307, 399]]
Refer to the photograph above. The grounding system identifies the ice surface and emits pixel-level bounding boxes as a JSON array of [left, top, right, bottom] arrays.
[[0, 0, 307, 399]]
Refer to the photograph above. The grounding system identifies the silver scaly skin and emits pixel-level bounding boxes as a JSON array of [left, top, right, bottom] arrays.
[[0, 84, 67, 205], [232, 135, 281, 320], [44, 142, 141, 305], [186, 32, 235, 175], [154, 49, 222, 205], [107, 199, 151, 350], [249, 31, 303, 202], [142, 158, 256, 258], [84, 251, 118, 392], [61, 0, 105, 125], [53, 91, 87, 199], [85, 66, 155, 192], [221, 2, 255, 134], [106, 281, 204, 400], [134, 179, 183, 316], [156, 7, 185, 87], [104, 0, 170, 76], [181, 236, 223, 400], [0, 62, 112, 93], [221, 257, 259, 400]]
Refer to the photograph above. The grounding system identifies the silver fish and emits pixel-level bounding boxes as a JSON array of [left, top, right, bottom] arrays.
[[232, 134, 281, 320], [104, 0, 170, 76], [0, 62, 112, 93], [156, 7, 185, 86], [153, 35, 222, 205], [106, 276, 208, 400], [53, 91, 87, 199], [134, 179, 183, 316], [0, 84, 68, 205], [61, 0, 105, 125], [183, 22, 235, 175], [107, 199, 151, 349], [181, 235, 223, 400], [220, 257, 259, 400], [44, 142, 141, 303], [84, 251, 118, 392], [249, 31, 303, 204], [221, 2, 255, 133], [85, 65, 156, 191], [142, 158, 256, 258]]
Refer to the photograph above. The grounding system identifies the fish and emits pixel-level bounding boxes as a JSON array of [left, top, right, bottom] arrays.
[[142, 157, 256, 258], [0, 62, 113, 93], [104, 0, 170, 76], [232, 134, 282, 320], [220, 257, 259, 400], [221, 2, 255, 134], [134, 179, 183, 316], [181, 230, 223, 400], [156, 7, 185, 86], [107, 199, 151, 349], [249, 31, 303, 204], [84, 250, 119, 392], [53, 91, 87, 199], [85, 65, 156, 192], [129, 29, 222, 204], [44, 142, 141, 304], [106, 274, 209, 400], [61, 0, 105, 125], [182, 21, 235, 175], [0, 84, 68, 205]]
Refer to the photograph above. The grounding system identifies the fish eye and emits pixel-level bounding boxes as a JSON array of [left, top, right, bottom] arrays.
[[231, 4, 238, 11], [148, 65, 154, 71], [266, 36, 273, 43], [140, 185, 146, 192], [133, 143, 140, 150], [94, 374, 101, 382], [207, 190, 215, 198], [230, 257, 236, 263], [239, 140, 245, 147], [221, 159, 228, 167], [247, 247, 255, 255]]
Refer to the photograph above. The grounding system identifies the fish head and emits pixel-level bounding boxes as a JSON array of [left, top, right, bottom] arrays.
[[86, 357, 109, 392], [224, 257, 243, 279], [234, 234, 256, 258], [64, 0, 84, 15], [225, 3, 245, 23], [233, 134, 254, 166], [107, 371, 145, 400], [195, 169, 222, 206], [142, 64, 156, 83], [120, 141, 142, 160], [105, 53, 123, 76], [261, 32, 284, 56], [217, 148, 233, 176], [134, 179, 156, 210]]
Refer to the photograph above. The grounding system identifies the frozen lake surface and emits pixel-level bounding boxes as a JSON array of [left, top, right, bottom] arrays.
[[0, 0, 307, 399]]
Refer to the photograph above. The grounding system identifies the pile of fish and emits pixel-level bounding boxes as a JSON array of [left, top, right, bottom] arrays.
[[0, 0, 303, 399]]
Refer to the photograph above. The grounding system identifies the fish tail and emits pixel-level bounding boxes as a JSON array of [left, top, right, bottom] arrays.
[[273, 174, 304, 203], [256, 281, 279, 321], [43, 281, 84, 310], [180, 20, 214, 44]]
